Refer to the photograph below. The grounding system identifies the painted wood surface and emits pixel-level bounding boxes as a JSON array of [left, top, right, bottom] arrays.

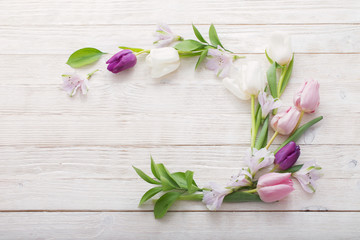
[[0, 0, 359, 239]]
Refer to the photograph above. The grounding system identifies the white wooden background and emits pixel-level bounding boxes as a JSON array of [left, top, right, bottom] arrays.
[[0, 0, 359, 239]]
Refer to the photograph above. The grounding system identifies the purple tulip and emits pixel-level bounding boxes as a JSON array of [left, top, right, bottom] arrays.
[[106, 50, 137, 73], [274, 141, 300, 170]]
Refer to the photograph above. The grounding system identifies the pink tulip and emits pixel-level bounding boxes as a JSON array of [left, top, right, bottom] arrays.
[[293, 80, 320, 113], [271, 107, 301, 135], [257, 173, 294, 202]]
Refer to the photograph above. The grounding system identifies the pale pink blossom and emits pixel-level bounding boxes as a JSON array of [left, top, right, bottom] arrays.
[[245, 148, 275, 176], [257, 172, 294, 202], [271, 106, 301, 135], [202, 183, 232, 210], [258, 92, 282, 118], [154, 23, 182, 48], [293, 80, 320, 113], [206, 48, 233, 78], [227, 168, 252, 188], [62, 73, 89, 97], [293, 161, 322, 193]]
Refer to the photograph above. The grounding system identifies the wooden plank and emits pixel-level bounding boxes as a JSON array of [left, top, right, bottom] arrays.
[[0, 24, 359, 54], [0, 145, 357, 180], [0, 54, 358, 115], [0, 176, 358, 211], [0, 212, 359, 239], [0, 0, 359, 25]]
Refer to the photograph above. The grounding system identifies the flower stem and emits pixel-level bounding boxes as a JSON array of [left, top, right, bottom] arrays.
[[87, 69, 100, 79], [178, 194, 203, 201], [243, 189, 257, 194], [270, 165, 279, 172], [291, 110, 305, 135], [265, 131, 279, 150], [251, 95, 256, 148]]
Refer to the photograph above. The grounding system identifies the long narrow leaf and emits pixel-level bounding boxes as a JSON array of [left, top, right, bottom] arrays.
[[154, 192, 182, 219], [133, 166, 161, 185], [208, 24, 224, 48], [279, 54, 294, 95], [185, 171, 196, 193], [150, 156, 160, 180], [275, 116, 323, 153], [139, 187, 163, 206], [266, 63, 278, 99], [192, 24, 208, 43], [255, 116, 269, 150], [265, 50, 274, 64], [195, 49, 208, 70], [224, 191, 261, 202]]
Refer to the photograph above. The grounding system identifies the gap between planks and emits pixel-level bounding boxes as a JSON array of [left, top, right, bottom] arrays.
[[0, 210, 359, 213]]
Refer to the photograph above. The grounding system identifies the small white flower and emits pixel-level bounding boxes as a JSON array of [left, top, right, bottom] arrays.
[[145, 47, 180, 78], [266, 32, 293, 66], [202, 182, 232, 211], [206, 48, 233, 78], [245, 147, 275, 176], [223, 61, 266, 100], [293, 161, 322, 193], [62, 73, 89, 97], [227, 168, 252, 188], [153, 24, 182, 48], [258, 92, 282, 118]]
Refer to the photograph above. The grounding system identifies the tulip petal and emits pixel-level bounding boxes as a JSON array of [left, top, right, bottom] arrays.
[[258, 184, 294, 202]]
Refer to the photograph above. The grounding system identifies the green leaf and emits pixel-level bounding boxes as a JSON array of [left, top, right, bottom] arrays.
[[279, 164, 304, 173], [195, 49, 208, 70], [150, 156, 160, 180], [174, 40, 205, 51], [118, 46, 144, 53], [185, 170, 196, 193], [255, 116, 269, 150], [267, 62, 278, 99], [157, 164, 179, 188], [209, 24, 224, 48], [279, 54, 294, 95], [265, 49, 274, 64], [192, 24, 208, 43], [139, 187, 163, 206], [224, 191, 261, 202], [160, 176, 177, 191], [154, 192, 182, 219], [171, 172, 187, 189], [66, 48, 106, 68], [133, 166, 161, 185], [275, 116, 323, 153]]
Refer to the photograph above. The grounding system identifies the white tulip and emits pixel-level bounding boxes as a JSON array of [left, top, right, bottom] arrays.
[[146, 47, 180, 78], [266, 32, 292, 66], [222, 61, 266, 100]]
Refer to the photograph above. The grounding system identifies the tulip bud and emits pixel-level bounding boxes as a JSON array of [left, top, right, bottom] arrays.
[[274, 141, 300, 170], [257, 173, 294, 202], [293, 80, 320, 113], [271, 107, 301, 135], [106, 50, 137, 74], [266, 32, 292, 66], [146, 47, 180, 78]]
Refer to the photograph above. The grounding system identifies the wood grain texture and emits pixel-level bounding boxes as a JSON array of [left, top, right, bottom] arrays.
[[0, 212, 359, 240], [0, 24, 359, 54], [0, 0, 359, 25], [0, 0, 359, 238]]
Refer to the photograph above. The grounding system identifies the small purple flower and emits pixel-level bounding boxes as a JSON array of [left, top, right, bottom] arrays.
[[275, 141, 300, 170], [293, 161, 322, 193], [154, 23, 182, 48], [62, 73, 89, 97], [206, 48, 233, 78], [106, 50, 137, 73], [258, 92, 282, 118], [202, 183, 232, 211]]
